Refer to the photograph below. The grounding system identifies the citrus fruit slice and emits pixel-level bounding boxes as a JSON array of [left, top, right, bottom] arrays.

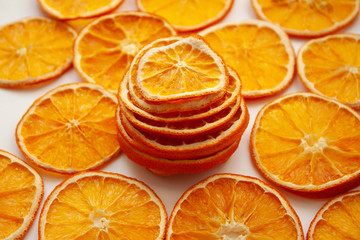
[[200, 20, 295, 98], [38, 171, 167, 240], [297, 34, 360, 109], [136, 35, 228, 102], [120, 66, 242, 122], [38, 0, 123, 20], [16, 83, 120, 174], [166, 174, 304, 239], [251, 0, 360, 36], [119, 98, 248, 160], [251, 92, 360, 197], [136, 0, 233, 32], [0, 17, 76, 88], [0, 150, 43, 240], [74, 12, 176, 93], [307, 190, 360, 240], [117, 114, 241, 174]]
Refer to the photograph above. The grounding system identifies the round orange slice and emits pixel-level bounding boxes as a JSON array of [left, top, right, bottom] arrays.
[[0, 17, 76, 88], [307, 190, 360, 240], [38, 0, 123, 20], [297, 34, 360, 109], [74, 12, 176, 93], [136, 35, 229, 102], [251, 0, 360, 37], [16, 83, 120, 174], [0, 150, 43, 240], [251, 92, 360, 197], [166, 174, 304, 239], [136, 0, 234, 32], [38, 171, 167, 240], [200, 20, 295, 98]]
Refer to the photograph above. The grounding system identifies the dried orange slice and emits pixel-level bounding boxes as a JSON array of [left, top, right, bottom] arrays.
[[166, 174, 304, 239], [298, 34, 360, 109], [307, 190, 360, 240], [251, 0, 360, 37], [38, 171, 167, 240], [38, 0, 123, 20], [0, 17, 76, 88], [200, 20, 295, 98], [74, 12, 176, 93], [0, 150, 43, 240], [251, 92, 360, 197], [16, 83, 120, 174], [136, 35, 228, 102], [137, 0, 233, 32]]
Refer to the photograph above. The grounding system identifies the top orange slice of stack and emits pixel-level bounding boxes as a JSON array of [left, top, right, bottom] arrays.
[[251, 0, 360, 37]]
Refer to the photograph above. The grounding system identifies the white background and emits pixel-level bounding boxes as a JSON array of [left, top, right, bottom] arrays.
[[1, 0, 360, 238]]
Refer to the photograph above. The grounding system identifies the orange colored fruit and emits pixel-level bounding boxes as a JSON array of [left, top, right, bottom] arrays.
[[166, 174, 304, 239], [200, 20, 295, 98], [251, 92, 360, 197], [135, 35, 229, 102], [0, 150, 43, 240], [137, 0, 234, 32], [38, 171, 167, 240], [16, 83, 120, 174], [251, 0, 360, 37], [297, 34, 360, 109], [74, 12, 176, 93], [307, 190, 360, 240], [0, 17, 76, 88], [38, 0, 123, 20]]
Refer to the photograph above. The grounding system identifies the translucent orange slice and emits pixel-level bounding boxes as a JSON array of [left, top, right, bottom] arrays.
[[200, 20, 295, 98], [251, 0, 360, 36], [38, 0, 123, 20], [0, 17, 76, 88], [308, 190, 360, 240], [16, 83, 120, 174], [137, 0, 233, 32], [251, 92, 360, 197], [38, 171, 167, 240], [166, 174, 304, 239], [74, 12, 176, 93], [298, 34, 360, 109], [136, 35, 228, 102], [0, 150, 43, 240]]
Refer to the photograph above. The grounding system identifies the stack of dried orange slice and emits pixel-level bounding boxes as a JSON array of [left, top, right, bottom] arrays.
[[117, 35, 249, 175]]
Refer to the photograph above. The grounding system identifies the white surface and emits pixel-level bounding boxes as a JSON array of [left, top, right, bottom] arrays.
[[0, 0, 359, 238]]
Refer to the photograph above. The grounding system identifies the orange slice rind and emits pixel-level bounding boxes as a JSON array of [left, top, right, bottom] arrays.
[[297, 34, 360, 109], [38, 171, 167, 240], [166, 174, 304, 240], [16, 83, 120, 174], [0, 150, 43, 240], [251, 92, 360, 197], [251, 0, 360, 37], [0, 17, 76, 88], [200, 20, 295, 98]]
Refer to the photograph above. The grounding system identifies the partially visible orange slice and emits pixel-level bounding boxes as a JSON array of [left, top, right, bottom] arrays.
[[38, 0, 123, 20], [74, 12, 176, 93], [38, 171, 167, 240], [136, 35, 229, 102], [251, 0, 360, 36], [307, 190, 360, 240], [16, 83, 120, 174], [251, 92, 360, 197], [0, 150, 43, 240], [137, 0, 234, 32], [0, 17, 76, 88], [200, 20, 295, 98], [166, 174, 304, 239], [297, 34, 360, 109]]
